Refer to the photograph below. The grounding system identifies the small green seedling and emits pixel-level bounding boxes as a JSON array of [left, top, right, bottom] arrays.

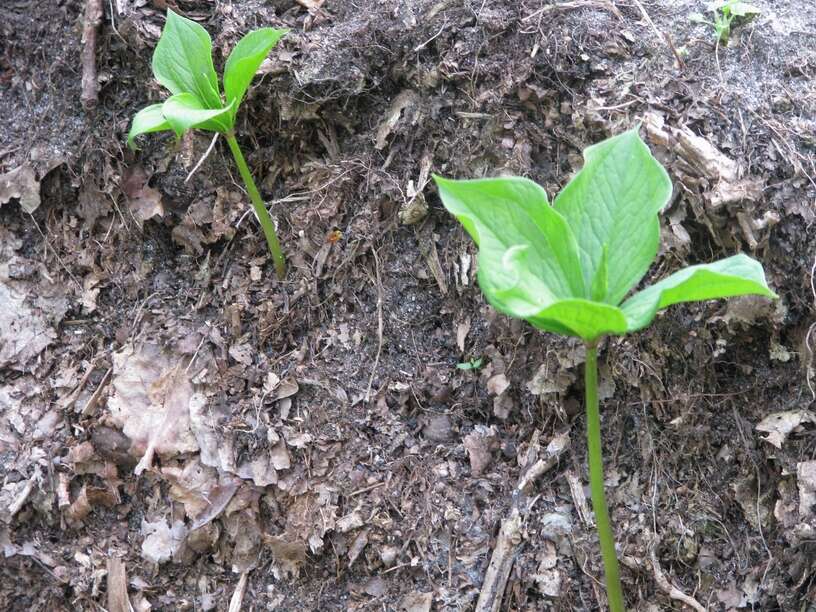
[[434, 130, 776, 611], [690, 0, 760, 45], [128, 10, 288, 277], [456, 357, 484, 371]]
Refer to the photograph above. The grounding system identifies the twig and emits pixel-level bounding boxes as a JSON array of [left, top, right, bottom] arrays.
[[106, 557, 134, 612], [521, 0, 621, 22], [365, 248, 384, 402], [28, 213, 81, 289], [475, 431, 570, 612], [631, 0, 685, 69], [648, 541, 705, 612], [81, 367, 112, 416], [516, 430, 570, 493], [806, 253, 816, 400], [80, 0, 104, 110], [228, 572, 248, 612], [185, 133, 219, 183], [475, 508, 522, 612]]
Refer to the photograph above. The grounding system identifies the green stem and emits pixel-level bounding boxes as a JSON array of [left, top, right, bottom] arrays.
[[585, 341, 625, 612], [225, 133, 286, 278]]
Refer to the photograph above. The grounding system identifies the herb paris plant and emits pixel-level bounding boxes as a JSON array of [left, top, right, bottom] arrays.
[[434, 129, 776, 611], [690, 0, 760, 45], [127, 10, 288, 277]]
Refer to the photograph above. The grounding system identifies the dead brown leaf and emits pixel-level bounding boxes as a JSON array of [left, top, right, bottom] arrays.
[[265, 535, 307, 579], [162, 458, 241, 529], [400, 591, 433, 612], [65, 483, 118, 524], [106, 344, 200, 474], [463, 427, 497, 477], [122, 165, 164, 224], [140, 518, 187, 564], [0, 164, 40, 213], [756, 409, 816, 448]]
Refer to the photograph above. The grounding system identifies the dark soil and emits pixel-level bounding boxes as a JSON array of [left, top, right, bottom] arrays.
[[1, 0, 816, 610]]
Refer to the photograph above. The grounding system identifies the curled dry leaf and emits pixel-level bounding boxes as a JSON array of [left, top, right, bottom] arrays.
[[0, 164, 40, 213], [756, 409, 816, 449], [0, 242, 67, 371], [141, 518, 188, 564], [463, 426, 497, 477], [348, 528, 369, 567], [276, 376, 299, 400], [486, 373, 510, 396], [162, 457, 240, 529], [265, 535, 307, 579], [122, 165, 164, 225], [399, 591, 433, 612], [65, 484, 118, 524]]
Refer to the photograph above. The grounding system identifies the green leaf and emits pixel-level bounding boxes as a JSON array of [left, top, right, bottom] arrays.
[[590, 244, 609, 302], [152, 9, 222, 110], [456, 358, 483, 371], [621, 254, 777, 332], [434, 175, 585, 309], [224, 28, 287, 121], [128, 104, 172, 149], [553, 129, 672, 306], [161, 93, 234, 138], [528, 299, 628, 340], [728, 1, 761, 17], [436, 130, 776, 343]]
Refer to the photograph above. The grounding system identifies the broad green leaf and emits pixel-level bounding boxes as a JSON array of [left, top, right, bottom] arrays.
[[621, 254, 777, 332], [434, 175, 585, 311], [711, 0, 759, 14], [728, 2, 760, 17], [590, 245, 609, 302], [529, 299, 628, 340], [553, 129, 672, 306], [224, 28, 287, 121], [161, 93, 234, 138], [128, 104, 172, 149], [152, 9, 222, 110]]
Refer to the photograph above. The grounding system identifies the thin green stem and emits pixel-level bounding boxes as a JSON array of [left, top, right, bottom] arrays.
[[225, 133, 286, 278], [585, 341, 625, 612]]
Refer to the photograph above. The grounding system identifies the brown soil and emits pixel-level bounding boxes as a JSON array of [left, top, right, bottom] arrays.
[[1, 1, 815, 610]]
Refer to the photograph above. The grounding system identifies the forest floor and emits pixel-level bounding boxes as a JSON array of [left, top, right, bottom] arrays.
[[2, 0, 816, 610]]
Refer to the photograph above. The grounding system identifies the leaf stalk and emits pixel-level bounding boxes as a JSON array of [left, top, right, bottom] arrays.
[[585, 341, 625, 611], [225, 133, 286, 278]]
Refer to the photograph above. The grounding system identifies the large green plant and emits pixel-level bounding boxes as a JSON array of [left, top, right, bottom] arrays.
[[128, 10, 288, 277], [434, 129, 776, 610]]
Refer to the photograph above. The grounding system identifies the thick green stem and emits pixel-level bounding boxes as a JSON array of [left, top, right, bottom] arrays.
[[585, 342, 625, 612], [225, 133, 286, 278]]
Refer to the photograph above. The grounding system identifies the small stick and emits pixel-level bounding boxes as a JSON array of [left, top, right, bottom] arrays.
[[475, 431, 570, 611], [81, 0, 104, 110], [631, 0, 685, 70], [228, 572, 249, 612], [364, 248, 384, 402], [806, 253, 816, 400], [648, 543, 705, 612], [475, 508, 522, 612], [185, 133, 219, 183]]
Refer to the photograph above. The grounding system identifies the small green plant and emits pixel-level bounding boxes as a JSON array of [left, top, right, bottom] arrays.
[[434, 129, 776, 611], [456, 357, 484, 371], [690, 0, 760, 45], [128, 10, 288, 277]]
